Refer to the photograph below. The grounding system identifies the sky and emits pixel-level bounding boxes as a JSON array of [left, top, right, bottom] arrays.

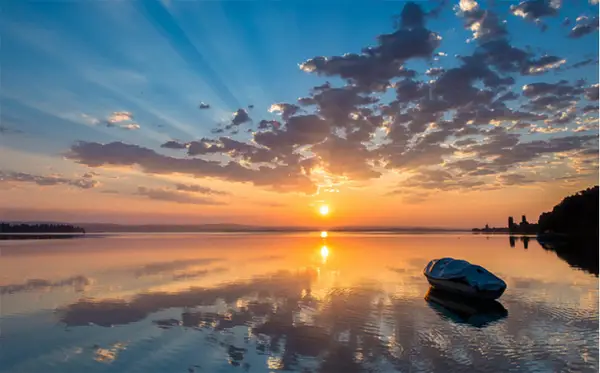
[[0, 0, 598, 228]]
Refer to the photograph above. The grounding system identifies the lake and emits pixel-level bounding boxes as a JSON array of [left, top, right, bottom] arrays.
[[0, 233, 597, 373]]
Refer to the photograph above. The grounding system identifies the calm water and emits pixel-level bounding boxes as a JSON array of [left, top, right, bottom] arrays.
[[0, 233, 597, 373]]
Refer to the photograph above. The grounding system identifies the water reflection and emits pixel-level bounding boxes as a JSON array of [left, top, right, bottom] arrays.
[[509, 235, 530, 249], [0, 234, 597, 373], [424, 288, 508, 328], [537, 238, 599, 277], [320, 245, 329, 263]]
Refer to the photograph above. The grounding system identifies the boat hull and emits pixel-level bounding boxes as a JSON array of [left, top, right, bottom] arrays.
[[425, 275, 506, 300]]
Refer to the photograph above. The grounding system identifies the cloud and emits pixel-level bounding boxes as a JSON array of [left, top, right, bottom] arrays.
[[174, 183, 230, 195], [571, 58, 597, 69], [456, 0, 508, 42], [107, 123, 140, 130], [160, 140, 189, 150], [198, 102, 210, 109], [569, 15, 599, 38], [574, 122, 599, 132], [0, 170, 99, 189], [524, 55, 566, 75], [103, 111, 140, 130], [299, 2, 439, 92], [231, 108, 251, 126], [135, 186, 226, 205], [107, 111, 133, 123], [425, 67, 445, 76], [510, 0, 561, 21], [581, 105, 598, 114], [186, 137, 279, 164], [584, 84, 599, 101], [397, 168, 487, 191], [497, 173, 536, 185], [269, 103, 301, 120], [65, 141, 316, 194], [56, 1, 598, 197]]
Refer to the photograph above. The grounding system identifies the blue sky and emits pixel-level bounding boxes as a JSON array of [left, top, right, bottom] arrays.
[[1, 0, 598, 226]]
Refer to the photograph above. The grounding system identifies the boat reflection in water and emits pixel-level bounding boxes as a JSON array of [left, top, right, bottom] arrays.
[[425, 287, 508, 328]]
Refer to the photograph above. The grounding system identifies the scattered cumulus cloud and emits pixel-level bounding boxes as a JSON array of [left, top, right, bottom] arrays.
[[52, 1, 598, 197], [0, 170, 99, 189], [135, 186, 226, 205]]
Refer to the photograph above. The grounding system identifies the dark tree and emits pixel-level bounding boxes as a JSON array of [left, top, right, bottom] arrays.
[[538, 186, 599, 238]]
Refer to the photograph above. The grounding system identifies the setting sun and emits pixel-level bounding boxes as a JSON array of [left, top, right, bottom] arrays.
[[320, 231, 328, 238], [319, 205, 330, 216]]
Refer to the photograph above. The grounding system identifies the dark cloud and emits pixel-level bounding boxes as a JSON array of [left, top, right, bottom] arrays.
[[254, 115, 330, 149], [457, 0, 508, 42], [311, 136, 380, 180], [65, 142, 316, 194], [510, 0, 561, 21], [489, 135, 598, 168], [524, 55, 566, 75], [257, 120, 282, 131], [135, 186, 225, 205], [571, 58, 597, 69], [454, 138, 479, 147], [569, 15, 599, 38], [175, 183, 230, 196], [187, 137, 276, 163], [231, 109, 251, 126], [161, 140, 188, 150], [105, 122, 141, 130], [299, 2, 439, 92], [0, 170, 98, 189], [585, 84, 599, 101], [497, 173, 536, 185], [399, 168, 486, 191], [425, 67, 445, 76], [581, 105, 599, 114], [269, 103, 301, 121], [198, 102, 210, 109], [521, 80, 584, 113]]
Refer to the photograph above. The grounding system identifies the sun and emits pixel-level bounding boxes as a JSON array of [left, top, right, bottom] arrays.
[[319, 205, 330, 216]]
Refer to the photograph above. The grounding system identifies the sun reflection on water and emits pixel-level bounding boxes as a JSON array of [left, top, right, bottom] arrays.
[[320, 245, 329, 263]]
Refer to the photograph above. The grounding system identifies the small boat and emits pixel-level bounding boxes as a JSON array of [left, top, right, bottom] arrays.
[[423, 257, 506, 300]]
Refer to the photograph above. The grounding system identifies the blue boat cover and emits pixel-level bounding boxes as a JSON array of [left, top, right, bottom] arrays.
[[424, 257, 507, 291]]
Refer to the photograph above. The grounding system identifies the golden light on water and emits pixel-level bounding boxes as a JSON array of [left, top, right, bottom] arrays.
[[319, 205, 330, 216], [320, 245, 329, 262], [320, 231, 328, 238]]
